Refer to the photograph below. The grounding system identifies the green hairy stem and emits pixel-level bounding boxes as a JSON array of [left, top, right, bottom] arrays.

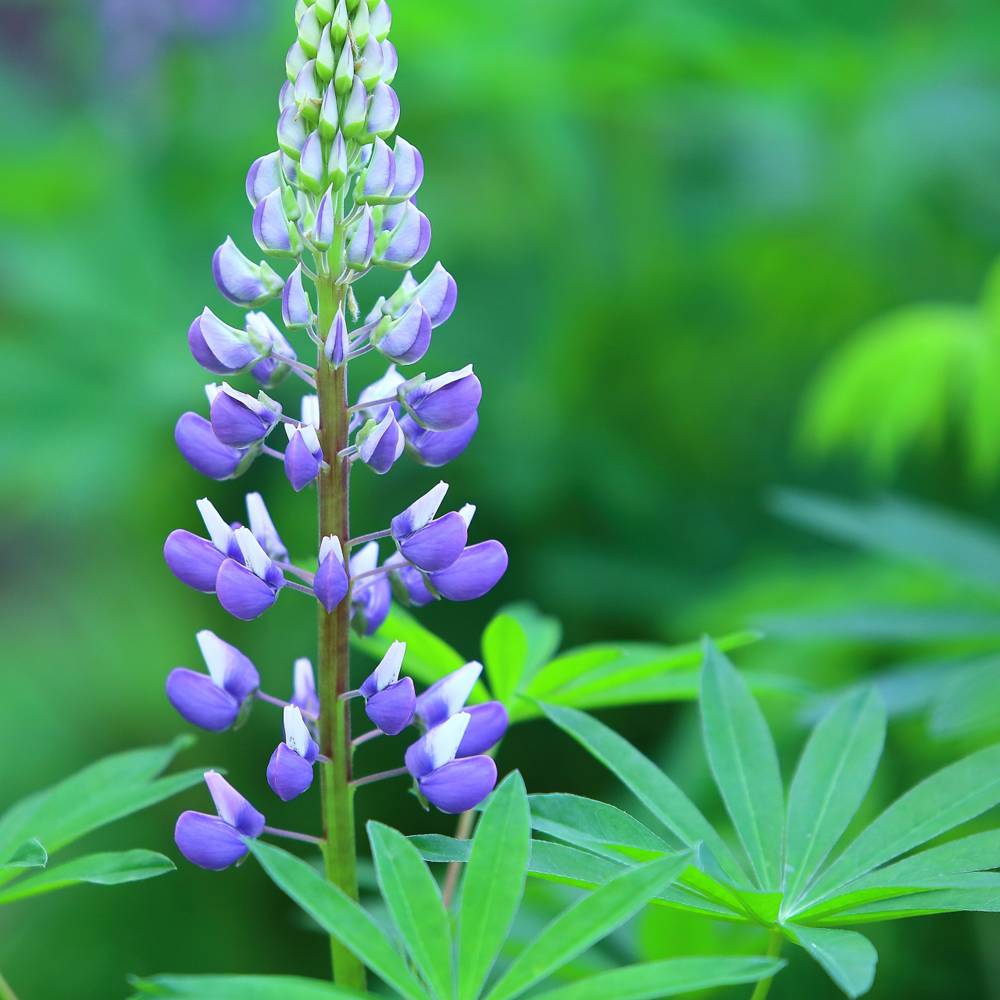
[[316, 269, 365, 989]]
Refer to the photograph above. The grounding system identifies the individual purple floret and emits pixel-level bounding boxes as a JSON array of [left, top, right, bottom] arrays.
[[358, 410, 405, 474], [400, 413, 478, 468], [212, 237, 284, 308], [164, 497, 240, 592], [360, 641, 415, 735], [415, 661, 483, 729], [174, 771, 265, 871], [429, 540, 508, 601], [292, 658, 320, 720], [315, 535, 349, 612], [457, 701, 509, 757], [403, 366, 482, 431], [216, 527, 285, 621], [404, 714, 497, 814], [391, 483, 470, 571], [166, 630, 260, 732], [284, 396, 324, 491], [209, 384, 282, 447], [247, 312, 297, 389], [245, 492, 287, 561], [175, 411, 252, 480], [357, 366, 405, 421], [267, 706, 320, 802]]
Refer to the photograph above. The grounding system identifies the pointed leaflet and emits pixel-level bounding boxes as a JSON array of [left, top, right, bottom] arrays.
[[802, 741, 1000, 906], [528, 794, 669, 855], [0, 850, 174, 905], [699, 642, 784, 889], [0, 839, 46, 870], [820, 884, 1000, 924], [541, 702, 748, 885], [413, 834, 740, 920], [500, 603, 562, 685], [482, 613, 529, 704], [484, 854, 688, 1000], [0, 737, 200, 885], [786, 925, 877, 999], [368, 822, 452, 1000], [249, 842, 428, 1000], [458, 772, 530, 1000], [784, 687, 886, 905], [530, 956, 787, 1000], [128, 976, 367, 998]]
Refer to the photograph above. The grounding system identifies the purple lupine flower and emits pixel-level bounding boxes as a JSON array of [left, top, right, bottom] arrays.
[[357, 365, 405, 421], [366, 81, 400, 138], [350, 542, 392, 636], [359, 35, 384, 90], [400, 413, 478, 468], [246, 311, 298, 389], [404, 366, 482, 431], [415, 661, 482, 728], [277, 105, 308, 160], [404, 714, 497, 814], [381, 40, 398, 84], [313, 185, 337, 249], [216, 527, 285, 621], [246, 151, 282, 207], [292, 657, 320, 719], [175, 411, 252, 480], [166, 630, 260, 732], [209, 384, 281, 447], [428, 540, 508, 601], [390, 482, 468, 571], [384, 262, 456, 328], [360, 641, 415, 735], [374, 299, 432, 364], [253, 189, 296, 255], [212, 237, 284, 308], [285, 423, 324, 491], [389, 137, 424, 202], [282, 264, 313, 329], [267, 705, 320, 801], [342, 76, 370, 140], [328, 132, 349, 189], [370, 1, 392, 41], [359, 138, 396, 203], [358, 409, 405, 474], [188, 308, 261, 375], [319, 87, 339, 140], [299, 130, 325, 193], [175, 771, 265, 871], [164, 497, 240, 592], [457, 701, 509, 757], [346, 206, 376, 269], [315, 535, 349, 612], [324, 308, 349, 367], [378, 201, 431, 271]]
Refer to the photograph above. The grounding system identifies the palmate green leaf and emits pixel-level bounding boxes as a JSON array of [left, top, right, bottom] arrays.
[[0, 849, 174, 904], [786, 926, 877, 999], [249, 841, 428, 1000], [802, 742, 1000, 907], [128, 975, 367, 999], [352, 605, 484, 699], [528, 794, 669, 855], [458, 772, 531, 1000], [771, 489, 1000, 591], [484, 854, 688, 1000], [482, 613, 530, 704], [930, 656, 1000, 738], [784, 688, 886, 906], [823, 884, 1000, 924], [0, 838, 46, 870], [530, 956, 787, 1000], [700, 642, 784, 890], [412, 835, 738, 921], [368, 823, 452, 1000], [541, 703, 748, 886], [0, 736, 201, 887]]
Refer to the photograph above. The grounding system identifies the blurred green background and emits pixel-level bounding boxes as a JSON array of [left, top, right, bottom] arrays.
[[4, 0, 1000, 996]]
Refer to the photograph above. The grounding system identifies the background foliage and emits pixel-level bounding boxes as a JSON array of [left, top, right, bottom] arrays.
[[3, 0, 1000, 996]]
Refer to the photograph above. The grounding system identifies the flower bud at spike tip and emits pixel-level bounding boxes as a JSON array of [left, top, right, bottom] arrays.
[[174, 412, 249, 481], [212, 237, 284, 309], [343, 76, 370, 140], [246, 151, 282, 207], [315, 535, 349, 611], [334, 38, 355, 95], [331, 0, 349, 42], [325, 308, 349, 366], [328, 132, 348, 189], [316, 24, 335, 80], [282, 265, 312, 328], [319, 87, 339, 140]]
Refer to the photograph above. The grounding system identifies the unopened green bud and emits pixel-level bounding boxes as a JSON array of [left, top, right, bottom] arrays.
[[331, 0, 350, 44], [346, 0, 361, 12], [341, 76, 369, 139], [328, 132, 349, 189], [294, 61, 321, 123], [315, 0, 334, 25], [334, 38, 355, 95], [352, 3, 370, 48], [286, 41, 309, 82], [316, 25, 335, 81], [295, 0, 310, 24], [282, 184, 302, 222], [318, 85, 340, 140], [298, 7, 322, 58]]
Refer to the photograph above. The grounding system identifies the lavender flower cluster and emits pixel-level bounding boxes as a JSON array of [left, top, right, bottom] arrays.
[[160, 0, 508, 871]]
